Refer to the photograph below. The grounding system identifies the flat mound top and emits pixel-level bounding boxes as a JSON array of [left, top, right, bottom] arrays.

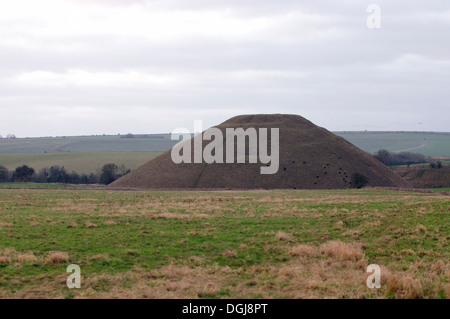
[[110, 114, 410, 190], [221, 114, 315, 128]]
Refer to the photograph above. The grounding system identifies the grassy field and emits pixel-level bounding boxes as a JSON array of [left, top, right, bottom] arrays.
[[335, 132, 450, 156], [0, 188, 448, 299], [0, 152, 162, 174]]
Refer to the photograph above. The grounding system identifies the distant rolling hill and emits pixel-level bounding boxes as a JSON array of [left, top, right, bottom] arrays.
[[335, 131, 450, 157], [1, 132, 450, 156], [0, 134, 176, 154], [1, 131, 450, 175]]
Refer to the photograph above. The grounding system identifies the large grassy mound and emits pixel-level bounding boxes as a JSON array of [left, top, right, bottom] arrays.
[[110, 114, 409, 189]]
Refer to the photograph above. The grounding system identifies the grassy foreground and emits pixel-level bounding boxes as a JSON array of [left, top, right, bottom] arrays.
[[0, 189, 448, 299]]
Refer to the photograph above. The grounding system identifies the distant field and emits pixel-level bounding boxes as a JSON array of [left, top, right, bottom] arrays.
[[335, 132, 450, 157], [0, 134, 177, 154], [0, 188, 448, 299], [0, 152, 162, 174], [2, 132, 450, 157]]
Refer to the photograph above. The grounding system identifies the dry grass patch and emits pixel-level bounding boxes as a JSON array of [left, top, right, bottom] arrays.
[[445, 284, 450, 299], [0, 221, 13, 227], [46, 251, 69, 265], [386, 276, 424, 299], [416, 224, 427, 234], [188, 256, 204, 266], [275, 231, 293, 242], [0, 248, 38, 265], [356, 258, 368, 271], [287, 244, 316, 257], [430, 260, 446, 275], [401, 249, 416, 256], [17, 252, 38, 263], [103, 220, 118, 225], [85, 221, 98, 229], [320, 241, 364, 261], [0, 248, 17, 260], [223, 250, 238, 258], [67, 222, 78, 229], [85, 264, 225, 299], [336, 220, 344, 229], [417, 249, 434, 257], [365, 220, 381, 228]]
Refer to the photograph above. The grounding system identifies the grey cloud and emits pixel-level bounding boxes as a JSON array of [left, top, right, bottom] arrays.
[[0, 0, 449, 136]]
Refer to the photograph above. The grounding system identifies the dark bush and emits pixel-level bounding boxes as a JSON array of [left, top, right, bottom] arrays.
[[351, 173, 368, 189], [0, 165, 9, 182], [13, 165, 35, 182], [100, 163, 119, 185]]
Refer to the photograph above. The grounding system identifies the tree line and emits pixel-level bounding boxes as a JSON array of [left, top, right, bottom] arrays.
[[373, 149, 448, 168], [373, 149, 427, 166], [0, 163, 130, 185]]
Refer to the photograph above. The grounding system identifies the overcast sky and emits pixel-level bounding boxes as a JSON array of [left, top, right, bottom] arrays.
[[1, 0, 449, 137]]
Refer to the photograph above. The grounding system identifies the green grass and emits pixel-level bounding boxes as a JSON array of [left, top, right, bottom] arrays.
[[336, 132, 450, 156], [432, 188, 450, 192], [0, 189, 448, 299], [0, 152, 162, 174]]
